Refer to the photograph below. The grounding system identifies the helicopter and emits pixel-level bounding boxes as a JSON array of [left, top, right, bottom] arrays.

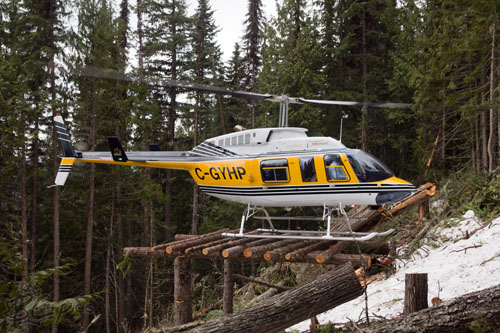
[[54, 66, 415, 241]]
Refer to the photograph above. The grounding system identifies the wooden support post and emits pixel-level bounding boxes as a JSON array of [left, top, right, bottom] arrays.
[[223, 259, 234, 315], [174, 256, 192, 325], [404, 273, 428, 315]]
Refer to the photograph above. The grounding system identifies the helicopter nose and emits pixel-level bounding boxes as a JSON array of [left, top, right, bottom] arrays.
[[376, 191, 412, 205]]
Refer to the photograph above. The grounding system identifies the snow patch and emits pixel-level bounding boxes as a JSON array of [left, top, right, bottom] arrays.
[[288, 212, 500, 332]]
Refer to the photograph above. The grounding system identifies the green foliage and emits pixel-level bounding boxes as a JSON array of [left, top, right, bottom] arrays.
[[441, 169, 500, 219], [469, 316, 491, 333], [0, 225, 92, 331]]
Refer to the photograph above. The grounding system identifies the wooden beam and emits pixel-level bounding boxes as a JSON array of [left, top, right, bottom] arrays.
[[223, 259, 234, 315], [173, 256, 192, 325]]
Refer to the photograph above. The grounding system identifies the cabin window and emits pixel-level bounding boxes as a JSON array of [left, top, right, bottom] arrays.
[[225, 138, 230, 146], [218, 139, 223, 146], [324, 154, 349, 181], [245, 133, 251, 144], [238, 135, 244, 145], [231, 136, 237, 145], [299, 157, 317, 182], [261, 159, 289, 182]]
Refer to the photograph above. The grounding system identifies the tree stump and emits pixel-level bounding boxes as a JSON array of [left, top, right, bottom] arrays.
[[404, 273, 428, 315]]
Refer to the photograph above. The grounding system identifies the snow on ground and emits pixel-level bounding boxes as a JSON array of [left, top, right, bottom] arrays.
[[289, 211, 500, 332]]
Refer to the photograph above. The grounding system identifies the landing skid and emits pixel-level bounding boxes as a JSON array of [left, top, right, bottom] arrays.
[[221, 204, 394, 241]]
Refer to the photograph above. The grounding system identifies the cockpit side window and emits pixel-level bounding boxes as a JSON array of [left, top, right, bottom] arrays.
[[323, 154, 349, 181], [261, 159, 289, 182], [299, 157, 317, 182]]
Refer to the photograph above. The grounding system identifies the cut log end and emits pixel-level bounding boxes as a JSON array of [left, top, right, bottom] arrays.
[[221, 249, 229, 258], [263, 252, 272, 261], [243, 249, 253, 258], [202, 249, 209, 255]]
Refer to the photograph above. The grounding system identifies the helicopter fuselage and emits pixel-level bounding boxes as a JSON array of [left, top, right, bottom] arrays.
[[188, 151, 413, 207], [55, 119, 415, 208]]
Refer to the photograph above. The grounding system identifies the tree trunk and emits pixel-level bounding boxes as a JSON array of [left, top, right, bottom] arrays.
[[50, 56, 60, 333], [488, 17, 496, 172], [358, 283, 500, 333], [20, 106, 28, 330], [105, 184, 116, 333], [403, 273, 428, 315], [191, 109, 200, 235], [31, 111, 39, 274], [361, 5, 368, 151], [174, 256, 192, 325], [82, 81, 96, 331], [170, 262, 362, 333], [481, 93, 488, 172]]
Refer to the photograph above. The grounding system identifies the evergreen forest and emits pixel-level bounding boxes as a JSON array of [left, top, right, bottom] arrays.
[[1, 0, 500, 331]]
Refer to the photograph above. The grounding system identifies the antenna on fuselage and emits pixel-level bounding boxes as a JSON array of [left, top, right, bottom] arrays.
[[339, 111, 348, 142]]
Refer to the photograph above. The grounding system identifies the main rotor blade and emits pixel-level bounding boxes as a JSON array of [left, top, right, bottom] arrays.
[[298, 98, 413, 108], [77, 66, 273, 101], [76, 67, 412, 108]]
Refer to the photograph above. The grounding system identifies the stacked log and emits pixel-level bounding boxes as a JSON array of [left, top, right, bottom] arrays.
[[221, 239, 276, 259], [243, 239, 297, 259], [185, 238, 231, 255], [264, 240, 315, 261], [166, 229, 232, 254]]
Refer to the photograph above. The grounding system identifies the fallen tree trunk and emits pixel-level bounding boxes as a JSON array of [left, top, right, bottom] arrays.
[[358, 283, 500, 333], [232, 274, 291, 292], [162, 262, 362, 333]]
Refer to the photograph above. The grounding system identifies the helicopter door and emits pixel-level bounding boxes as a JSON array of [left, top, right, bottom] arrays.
[[299, 157, 317, 182], [323, 154, 350, 181]]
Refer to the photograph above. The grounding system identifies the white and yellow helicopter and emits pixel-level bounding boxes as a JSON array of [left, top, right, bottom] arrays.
[[54, 67, 415, 241]]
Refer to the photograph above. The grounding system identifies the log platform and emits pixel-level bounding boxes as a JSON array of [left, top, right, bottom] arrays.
[[123, 183, 436, 326]]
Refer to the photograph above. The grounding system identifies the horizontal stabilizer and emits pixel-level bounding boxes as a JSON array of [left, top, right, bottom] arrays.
[[54, 158, 76, 186]]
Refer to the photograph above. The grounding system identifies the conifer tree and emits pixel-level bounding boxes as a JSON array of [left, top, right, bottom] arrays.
[[242, 0, 263, 127], [188, 0, 222, 235]]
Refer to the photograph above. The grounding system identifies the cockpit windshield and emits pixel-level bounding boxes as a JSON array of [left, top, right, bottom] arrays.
[[346, 150, 394, 182]]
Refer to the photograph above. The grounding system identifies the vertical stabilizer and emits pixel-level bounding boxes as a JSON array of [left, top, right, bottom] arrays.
[[53, 115, 77, 186]]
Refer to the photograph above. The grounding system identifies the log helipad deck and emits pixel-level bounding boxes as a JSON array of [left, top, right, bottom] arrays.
[[122, 183, 436, 326]]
